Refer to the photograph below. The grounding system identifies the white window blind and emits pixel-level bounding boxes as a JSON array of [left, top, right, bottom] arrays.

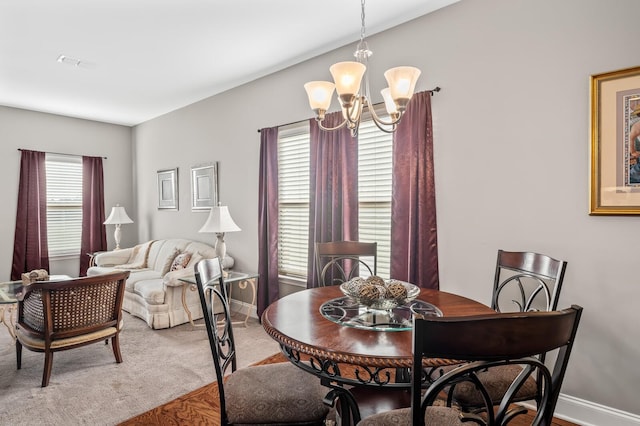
[[276, 114, 393, 280], [357, 119, 392, 278], [45, 154, 83, 257], [277, 124, 311, 278]]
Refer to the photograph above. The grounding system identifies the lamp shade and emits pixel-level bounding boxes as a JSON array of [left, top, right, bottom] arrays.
[[329, 61, 366, 98], [104, 205, 133, 225], [199, 205, 241, 234], [383, 66, 421, 104], [304, 81, 335, 111]]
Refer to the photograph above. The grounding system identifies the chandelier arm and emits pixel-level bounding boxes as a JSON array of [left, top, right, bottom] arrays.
[[369, 115, 398, 134], [367, 103, 403, 127], [317, 118, 349, 131], [343, 98, 364, 128]]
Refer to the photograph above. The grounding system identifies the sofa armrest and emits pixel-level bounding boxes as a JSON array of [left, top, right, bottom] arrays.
[[95, 249, 133, 267], [163, 268, 195, 288]]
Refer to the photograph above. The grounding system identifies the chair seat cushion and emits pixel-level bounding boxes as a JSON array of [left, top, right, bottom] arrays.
[[16, 324, 120, 350], [225, 362, 330, 424], [357, 406, 464, 425], [448, 364, 538, 407]]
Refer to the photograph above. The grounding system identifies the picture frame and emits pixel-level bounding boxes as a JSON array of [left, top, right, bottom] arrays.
[[590, 65, 640, 215], [157, 168, 178, 210], [191, 162, 218, 211]]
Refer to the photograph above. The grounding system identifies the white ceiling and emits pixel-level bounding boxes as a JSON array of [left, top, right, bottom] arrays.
[[0, 0, 458, 126]]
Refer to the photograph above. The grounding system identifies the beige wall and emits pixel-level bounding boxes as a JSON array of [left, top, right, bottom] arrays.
[[133, 0, 640, 419], [0, 106, 134, 277]]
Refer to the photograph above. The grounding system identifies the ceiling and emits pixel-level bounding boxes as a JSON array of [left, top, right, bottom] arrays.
[[0, 0, 458, 126]]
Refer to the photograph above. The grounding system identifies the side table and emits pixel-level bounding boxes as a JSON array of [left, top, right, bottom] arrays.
[[0, 280, 23, 341], [0, 275, 72, 342], [179, 270, 258, 329]]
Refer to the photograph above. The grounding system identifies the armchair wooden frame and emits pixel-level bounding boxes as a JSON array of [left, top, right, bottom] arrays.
[[15, 271, 129, 387]]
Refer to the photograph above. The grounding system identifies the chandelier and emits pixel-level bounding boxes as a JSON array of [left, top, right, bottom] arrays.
[[304, 0, 421, 136]]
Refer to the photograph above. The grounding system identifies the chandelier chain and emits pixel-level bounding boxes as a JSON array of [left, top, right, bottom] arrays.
[[360, 0, 366, 43]]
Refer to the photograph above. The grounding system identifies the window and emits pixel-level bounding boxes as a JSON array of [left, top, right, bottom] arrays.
[[277, 114, 393, 280], [45, 154, 83, 257], [278, 125, 310, 278]]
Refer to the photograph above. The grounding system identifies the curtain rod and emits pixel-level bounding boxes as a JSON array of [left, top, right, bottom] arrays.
[[257, 86, 441, 133], [18, 148, 107, 159]]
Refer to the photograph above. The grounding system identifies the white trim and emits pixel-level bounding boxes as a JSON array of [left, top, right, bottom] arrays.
[[521, 394, 640, 426], [229, 298, 257, 320]]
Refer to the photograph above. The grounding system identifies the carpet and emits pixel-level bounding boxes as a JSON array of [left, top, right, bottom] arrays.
[[0, 311, 280, 425], [118, 353, 287, 426]]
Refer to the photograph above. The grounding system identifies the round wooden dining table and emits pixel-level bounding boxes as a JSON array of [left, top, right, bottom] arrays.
[[261, 285, 495, 425]]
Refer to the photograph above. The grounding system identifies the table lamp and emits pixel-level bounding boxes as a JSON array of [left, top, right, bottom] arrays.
[[199, 204, 241, 266], [104, 204, 134, 250]]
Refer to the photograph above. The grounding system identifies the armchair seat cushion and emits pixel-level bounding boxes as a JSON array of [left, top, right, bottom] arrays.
[[16, 322, 122, 350]]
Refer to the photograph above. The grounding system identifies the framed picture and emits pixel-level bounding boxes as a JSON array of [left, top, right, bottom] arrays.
[[191, 162, 218, 211], [590, 65, 640, 215], [157, 168, 178, 210]]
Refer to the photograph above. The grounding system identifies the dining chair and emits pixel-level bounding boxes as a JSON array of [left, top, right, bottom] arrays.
[[15, 271, 130, 387], [491, 250, 567, 313], [444, 250, 568, 414], [194, 258, 330, 425], [357, 305, 583, 426], [315, 241, 377, 286]]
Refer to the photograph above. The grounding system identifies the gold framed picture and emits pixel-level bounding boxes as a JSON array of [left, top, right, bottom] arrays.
[[590, 65, 640, 215]]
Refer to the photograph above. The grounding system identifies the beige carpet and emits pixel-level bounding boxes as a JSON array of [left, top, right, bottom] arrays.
[[0, 311, 280, 425]]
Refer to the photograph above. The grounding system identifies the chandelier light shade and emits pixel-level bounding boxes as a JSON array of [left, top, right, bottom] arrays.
[[198, 204, 241, 265], [304, 0, 421, 136], [104, 204, 134, 250]]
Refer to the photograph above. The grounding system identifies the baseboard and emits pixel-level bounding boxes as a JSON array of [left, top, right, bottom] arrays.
[[521, 394, 640, 426], [229, 299, 257, 320]]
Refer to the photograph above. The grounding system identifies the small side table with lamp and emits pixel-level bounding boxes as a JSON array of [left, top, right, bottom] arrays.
[[193, 204, 258, 326]]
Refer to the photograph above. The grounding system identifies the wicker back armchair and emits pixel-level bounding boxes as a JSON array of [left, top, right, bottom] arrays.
[[15, 271, 130, 387]]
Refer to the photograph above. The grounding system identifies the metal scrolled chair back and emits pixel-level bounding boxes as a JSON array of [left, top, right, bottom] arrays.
[[492, 250, 567, 313], [413, 306, 583, 426], [194, 258, 236, 423], [315, 241, 377, 287]]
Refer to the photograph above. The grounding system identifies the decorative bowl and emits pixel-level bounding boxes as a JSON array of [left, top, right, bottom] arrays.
[[340, 277, 420, 310]]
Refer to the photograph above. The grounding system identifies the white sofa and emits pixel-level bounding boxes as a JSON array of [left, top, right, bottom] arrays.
[[87, 238, 232, 329]]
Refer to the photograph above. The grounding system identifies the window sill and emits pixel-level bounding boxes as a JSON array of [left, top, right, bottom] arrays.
[[49, 254, 80, 261]]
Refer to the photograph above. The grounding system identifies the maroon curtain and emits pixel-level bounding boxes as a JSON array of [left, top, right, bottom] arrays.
[[11, 150, 49, 280], [257, 126, 280, 319], [391, 91, 439, 289], [79, 156, 107, 276], [306, 113, 359, 288]]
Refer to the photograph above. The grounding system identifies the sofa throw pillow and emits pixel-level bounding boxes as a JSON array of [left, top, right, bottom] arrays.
[[161, 248, 181, 275], [170, 252, 192, 271], [186, 251, 204, 269]]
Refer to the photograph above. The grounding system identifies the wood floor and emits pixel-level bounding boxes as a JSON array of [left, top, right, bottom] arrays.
[[119, 352, 579, 426]]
